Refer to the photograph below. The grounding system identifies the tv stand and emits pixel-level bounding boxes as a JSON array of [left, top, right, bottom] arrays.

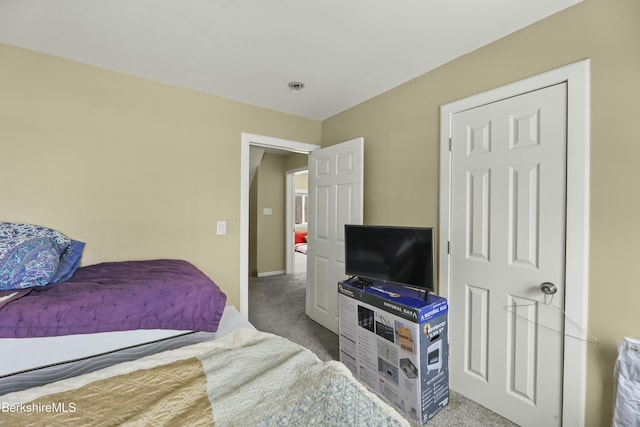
[[337, 280, 449, 423], [350, 276, 373, 288]]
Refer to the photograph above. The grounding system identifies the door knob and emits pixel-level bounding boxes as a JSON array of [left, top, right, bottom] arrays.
[[540, 282, 558, 295]]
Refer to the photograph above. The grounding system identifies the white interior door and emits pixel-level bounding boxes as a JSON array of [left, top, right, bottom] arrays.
[[306, 138, 363, 333], [448, 83, 567, 426]]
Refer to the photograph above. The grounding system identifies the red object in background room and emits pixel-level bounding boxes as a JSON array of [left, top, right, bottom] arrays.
[[295, 232, 308, 244]]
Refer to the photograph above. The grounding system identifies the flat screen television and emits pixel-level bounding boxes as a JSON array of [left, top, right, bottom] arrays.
[[344, 225, 434, 296]]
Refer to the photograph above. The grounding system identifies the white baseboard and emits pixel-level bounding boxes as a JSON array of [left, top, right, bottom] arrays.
[[257, 270, 285, 277]]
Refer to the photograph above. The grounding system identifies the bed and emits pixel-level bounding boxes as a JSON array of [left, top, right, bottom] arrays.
[[1, 328, 409, 426], [0, 222, 230, 394], [0, 257, 233, 391], [294, 230, 308, 254], [0, 223, 411, 425]]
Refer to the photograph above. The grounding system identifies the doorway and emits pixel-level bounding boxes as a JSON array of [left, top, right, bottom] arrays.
[[439, 60, 590, 426], [240, 133, 319, 316], [241, 133, 364, 336], [286, 169, 309, 276]]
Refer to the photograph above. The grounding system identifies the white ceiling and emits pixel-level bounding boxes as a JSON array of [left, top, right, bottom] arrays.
[[0, 0, 581, 120]]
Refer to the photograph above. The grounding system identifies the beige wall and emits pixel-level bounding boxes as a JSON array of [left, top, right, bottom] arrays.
[[284, 152, 308, 171], [0, 43, 321, 309], [253, 153, 286, 274], [322, 0, 640, 424], [294, 172, 308, 192]]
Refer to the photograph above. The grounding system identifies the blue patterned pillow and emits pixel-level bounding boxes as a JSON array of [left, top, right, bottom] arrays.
[[50, 239, 86, 284], [0, 223, 85, 290]]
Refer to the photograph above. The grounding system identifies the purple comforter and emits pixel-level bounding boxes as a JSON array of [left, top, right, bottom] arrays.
[[0, 259, 227, 338]]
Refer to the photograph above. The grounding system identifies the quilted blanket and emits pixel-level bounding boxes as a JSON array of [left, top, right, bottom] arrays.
[[0, 259, 226, 338], [1, 328, 410, 426]]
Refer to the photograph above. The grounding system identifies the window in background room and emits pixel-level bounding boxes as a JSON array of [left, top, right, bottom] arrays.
[[295, 191, 308, 225]]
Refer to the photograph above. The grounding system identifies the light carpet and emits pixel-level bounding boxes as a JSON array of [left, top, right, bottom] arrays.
[[248, 270, 517, 427]]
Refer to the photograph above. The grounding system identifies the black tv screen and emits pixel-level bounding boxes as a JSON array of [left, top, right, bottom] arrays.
[[344, 225, 434, 291]]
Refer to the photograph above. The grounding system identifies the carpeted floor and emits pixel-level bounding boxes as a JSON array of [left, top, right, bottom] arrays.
[[248, 267, 517, 427], [249, 268, 338, 361]]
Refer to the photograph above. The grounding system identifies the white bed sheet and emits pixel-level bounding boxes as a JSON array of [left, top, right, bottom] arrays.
[[0, 305, 249, 378]]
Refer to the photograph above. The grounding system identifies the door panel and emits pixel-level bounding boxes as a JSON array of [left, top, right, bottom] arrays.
[[316, 185, 330, 238], [306, 138, 363, 333], [510, 164, 539, 267], [466, 285, 489, 380], [449, 83, 567, 426], [467, 168, 491, 260]]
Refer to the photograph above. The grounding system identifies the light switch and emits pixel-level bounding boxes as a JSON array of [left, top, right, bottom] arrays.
[[216, 220, 226, 235], [263, 208, 273, 216]]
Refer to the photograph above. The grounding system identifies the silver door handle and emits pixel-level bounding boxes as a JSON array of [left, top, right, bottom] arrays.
[[540, 282, 558, 295]]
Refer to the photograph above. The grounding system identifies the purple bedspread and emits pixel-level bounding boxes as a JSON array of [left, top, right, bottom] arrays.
[[0, 259, 227, 338]]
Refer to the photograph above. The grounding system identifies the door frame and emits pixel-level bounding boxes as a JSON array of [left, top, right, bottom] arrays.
[[439, 59, 590, 426], [285, 167, 308, 274], [240, 133, 320, 316]]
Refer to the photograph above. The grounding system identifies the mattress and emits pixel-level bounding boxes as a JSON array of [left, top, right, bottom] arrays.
[[0, 305, 251, 395]]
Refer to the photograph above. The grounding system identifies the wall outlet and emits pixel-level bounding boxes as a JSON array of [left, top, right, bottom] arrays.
[[216, 220, 226, 235], [263, 208, 273, 216]]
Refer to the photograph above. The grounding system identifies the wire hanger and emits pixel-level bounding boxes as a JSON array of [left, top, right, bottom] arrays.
[[504, 292, 599, 344]]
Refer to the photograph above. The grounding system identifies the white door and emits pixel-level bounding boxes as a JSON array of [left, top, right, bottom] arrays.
[[306, 138, 363, 333], [448, 83, 567, 426]]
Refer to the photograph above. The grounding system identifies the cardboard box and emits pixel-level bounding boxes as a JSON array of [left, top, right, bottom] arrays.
[[338, 280, 449, 424]]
